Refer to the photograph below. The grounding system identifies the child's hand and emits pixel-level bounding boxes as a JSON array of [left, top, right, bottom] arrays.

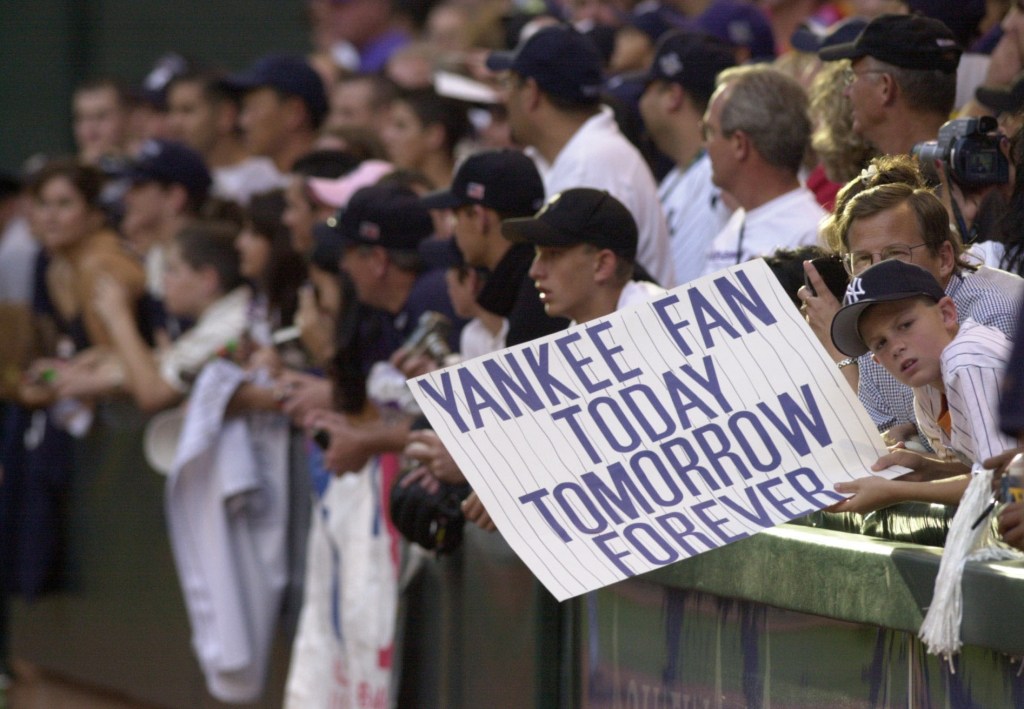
[[828, 476, 899, 514]]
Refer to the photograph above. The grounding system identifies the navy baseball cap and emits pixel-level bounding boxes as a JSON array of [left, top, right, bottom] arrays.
[[328, 184, 434, 252], [222, 53, 328, 128], [646, 30, 736, 105], [819, 14, 961, 74], [125, 139, 212, 206], [692, 0, 776, 62], [976, 70, 1024, 115], [486, 25, 604, 105], [502, 188, 638, 260], [830, 260, 946, 357], [419, 150, 545, 216]]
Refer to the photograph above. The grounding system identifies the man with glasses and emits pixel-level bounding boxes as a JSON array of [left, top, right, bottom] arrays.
[[819, 14, 961, 156], [800, 181, 1022, 446]]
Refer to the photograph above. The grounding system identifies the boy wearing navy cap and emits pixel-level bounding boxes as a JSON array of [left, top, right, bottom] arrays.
[[503, 187, 664, 325], [827, 259, 1015, 512]]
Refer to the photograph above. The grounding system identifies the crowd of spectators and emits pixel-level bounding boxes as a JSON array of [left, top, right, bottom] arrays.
[[3, 0, 1024, 704]]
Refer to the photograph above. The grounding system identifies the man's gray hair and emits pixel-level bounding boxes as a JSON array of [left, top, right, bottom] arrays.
[[716, 65, 811, 174]]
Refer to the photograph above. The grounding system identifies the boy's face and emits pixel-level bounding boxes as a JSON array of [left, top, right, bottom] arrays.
[[163, 244, 211, 319], [859, 297, 958, 389], [528, 243, 598, 322]]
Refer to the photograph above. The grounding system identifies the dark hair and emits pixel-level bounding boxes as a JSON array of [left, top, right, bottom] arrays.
[[74, 77, 130, 107], [764, 246, 848, 309], [166, 69, 238, 107], [336, 73, 399, 113], [392, 88, 472, 157], [27, 158, 106, 207], [174, 220, 243, 293], [292, 149, 364, 179], [245, 189, 307, 324]]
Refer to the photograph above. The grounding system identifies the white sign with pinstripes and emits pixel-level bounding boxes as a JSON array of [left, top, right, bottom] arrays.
[[410, 259, 896, 601]]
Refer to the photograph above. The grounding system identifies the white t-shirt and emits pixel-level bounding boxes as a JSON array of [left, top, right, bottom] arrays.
[[658, 153, 732, 286], [530, 107, 676, 288], [158, 286, 251, 391], [702, 186, 825, 277], [914, 319, 1017, 466], [212, 157, 288, 206]]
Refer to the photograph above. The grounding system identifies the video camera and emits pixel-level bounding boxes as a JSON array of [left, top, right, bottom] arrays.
[[912, 116, 1008, 187]]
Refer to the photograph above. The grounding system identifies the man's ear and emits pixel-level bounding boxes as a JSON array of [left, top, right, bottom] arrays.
[[732, 129, 750, 162], [593, 248, 618, 284], [936, 240, 956, 283], [879, 71, 897, 107], [523, 77, 542, 112]]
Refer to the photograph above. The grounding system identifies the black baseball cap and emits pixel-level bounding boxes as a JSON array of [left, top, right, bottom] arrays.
[[830, 260, 946, 357], [125, 139, 212, 207], [327, 184, 434, 252], [501, 188, 638, 260], [486, 25, 604, 105], [221, 53, 328, 128], [419, 149, 545, 216], [975, 70, 1024, 115], [645, 30, 736, 105], [818, 14, 961, 74]]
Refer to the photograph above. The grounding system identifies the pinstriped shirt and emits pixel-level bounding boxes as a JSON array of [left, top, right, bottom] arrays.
[[914, 320, 1018, 465], [858, 266, 1024, 431]]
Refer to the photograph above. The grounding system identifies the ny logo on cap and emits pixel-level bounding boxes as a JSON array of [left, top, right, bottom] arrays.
[[659, 52, 683, 77], [466, 182, 485, 200], [845, 277, 866, 305], [359, 221, 381, 241]]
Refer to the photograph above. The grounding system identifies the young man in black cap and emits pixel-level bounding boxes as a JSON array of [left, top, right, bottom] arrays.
[[818, 13, 962, 156], [504, 187, 665, 325], [419, 149, 567, 348], [487, 24, 675, 288], [222, 54, 328, 174], [639, 30, 735, 285], [826, 259, 1015, 512]]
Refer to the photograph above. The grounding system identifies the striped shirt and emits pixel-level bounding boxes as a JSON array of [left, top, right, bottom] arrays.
[[914, 320, 1018, 465], [859, 266, 1023, 431]]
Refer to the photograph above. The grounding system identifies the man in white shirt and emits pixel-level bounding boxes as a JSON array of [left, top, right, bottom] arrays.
[[165, 70, 286, 205], [639, 30, 735, 285], [701, 65, 825, 276], [487, 24, 676, 287]]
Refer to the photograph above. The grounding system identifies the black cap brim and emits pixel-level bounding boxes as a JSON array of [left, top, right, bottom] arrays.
[[501, 216, 574, 246], [419, 188, 465, 211], [818, 40, 864, 62], [485, 51, 517, 72]]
